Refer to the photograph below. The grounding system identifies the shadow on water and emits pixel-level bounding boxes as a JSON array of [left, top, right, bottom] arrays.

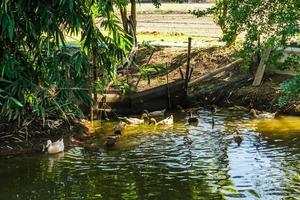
[[0, 108, 300, 199]]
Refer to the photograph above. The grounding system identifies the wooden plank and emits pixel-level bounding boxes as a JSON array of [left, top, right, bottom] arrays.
[[130, 79, 185, 100], [266, 68, 297, 76], [284, 47, 300, 54], [252, 47, 272, 86], [188, 59, 243, 87]]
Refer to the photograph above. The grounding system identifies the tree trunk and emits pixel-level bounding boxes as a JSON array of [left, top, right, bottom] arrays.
[[130, 0, 137, 33], [120, 6, 128, 34]]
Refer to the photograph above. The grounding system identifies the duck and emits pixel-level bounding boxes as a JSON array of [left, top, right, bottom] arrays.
[[233, 129, 243, 146], [103, 129, 122, 147], [227, 105, 248, 111], [68, 135, 83, 146], [211, 104, 219, 115], [144, 109, 166, 117], [122, 113, 149, 125], [149, 115, 174, 126], [114, 121, 127, 131], [45, 138, 64, 154], [249, 109, 278, 119], [187, 111, 198, 124], [176, 105, 186, 113], [103, 134, 121, 147]]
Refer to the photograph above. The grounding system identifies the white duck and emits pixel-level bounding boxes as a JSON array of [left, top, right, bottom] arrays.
[[123, 113, 148, 125], [249, 109, 278, 119], [149, 115, 173, 126], [144, 109, 166, 117], [46, 138, 64, 154]]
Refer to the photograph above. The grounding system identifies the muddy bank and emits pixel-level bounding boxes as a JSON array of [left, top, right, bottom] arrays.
[[187, 65, 300, 115], [0, 119, 90, 156], [128, 46, 234, 92]]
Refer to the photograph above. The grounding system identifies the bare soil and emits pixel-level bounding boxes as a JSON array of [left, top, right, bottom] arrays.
[[128, 46, 299, 115], [131, 46, 235, 91]]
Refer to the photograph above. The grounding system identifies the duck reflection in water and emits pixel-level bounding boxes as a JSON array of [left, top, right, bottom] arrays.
[[47, 152, 64, 173]]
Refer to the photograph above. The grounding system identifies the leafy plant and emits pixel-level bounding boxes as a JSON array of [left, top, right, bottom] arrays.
[[138, 64, 165, 78], [192, 0, 300, 66], [192, 0, 300, 105], [0, 0, 131, 124], [279, 73, 300, 107]]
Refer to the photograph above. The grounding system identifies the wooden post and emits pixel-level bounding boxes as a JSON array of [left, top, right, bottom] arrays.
[[185, 37, 192, 92], [252, 47, 272, 86], [179, 67, 184, 79], [166, 63, 171, 109]]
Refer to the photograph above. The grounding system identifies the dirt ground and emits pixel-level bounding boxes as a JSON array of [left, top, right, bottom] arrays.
[[128, 46, 235, 91], [129, 3, 222, 43], [121, 45, 299, 116]]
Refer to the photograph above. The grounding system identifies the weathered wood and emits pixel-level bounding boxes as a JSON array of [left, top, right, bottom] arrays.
[[266, 68, 297, 76], [252, 47, 272, 86], [97, 108, 112, 112], [188, 59, 243, 87], [179, 67, 184, 79], [104, 94, 126, 103], [146, 48, 156, 65], [166, 64, 171, 109], [102, 80, 186, 115], [130, 79, 185, 100], [185, 37, 192, 91], [188, 67, 194, 82]]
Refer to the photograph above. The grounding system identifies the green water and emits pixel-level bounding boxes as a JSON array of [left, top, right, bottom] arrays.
[[1, 108, 300, 200]]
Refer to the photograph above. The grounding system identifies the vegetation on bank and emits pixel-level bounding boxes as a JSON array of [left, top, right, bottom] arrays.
[[192, 0, 300, 106], [0, 0, 299, 129], [0, 0, 131, 124]]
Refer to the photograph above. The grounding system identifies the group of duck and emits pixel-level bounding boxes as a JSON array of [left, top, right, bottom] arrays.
[[104, 105, 278, 147], [104, 109, 177, 147], [224, 106, 278, 146], [43, 105, 279, 153]]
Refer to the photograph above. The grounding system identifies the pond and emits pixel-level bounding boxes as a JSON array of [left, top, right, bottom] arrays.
[[1, 108, 300, 200]]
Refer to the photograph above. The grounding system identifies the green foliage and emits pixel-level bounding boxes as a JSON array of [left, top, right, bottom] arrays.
[[115, 81, 135, 95], [279, 74, 300, 107], [192, 0, 300, 65], [140, 41, 155, 49], [138, 64, 165, 78], [192, 0, 300, 105], [0, 0, 131, 123]]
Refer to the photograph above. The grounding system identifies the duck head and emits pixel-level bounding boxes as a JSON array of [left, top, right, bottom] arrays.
[[148, 118, 157, 125], [46, 140, 52, 148], [41, 144, 46, 152], [176, 105, 185, 112], [118, 121, 127, 129], [141, 112, 149, 119], [211, 105, 217, 113], [114, 128, 122, 135], [249, 109, 256, 116]]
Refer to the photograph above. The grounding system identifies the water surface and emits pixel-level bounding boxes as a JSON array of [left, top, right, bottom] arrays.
[[1, 108, 300, 200]]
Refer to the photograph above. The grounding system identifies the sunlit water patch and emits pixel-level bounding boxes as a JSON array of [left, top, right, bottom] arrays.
[[1, 109, 300, 199]]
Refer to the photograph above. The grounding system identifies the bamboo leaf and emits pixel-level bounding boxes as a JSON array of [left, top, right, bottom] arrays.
[[7, 14, 14, 41], [1, 14, 8, 33], [10, 97, 23, 107]]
